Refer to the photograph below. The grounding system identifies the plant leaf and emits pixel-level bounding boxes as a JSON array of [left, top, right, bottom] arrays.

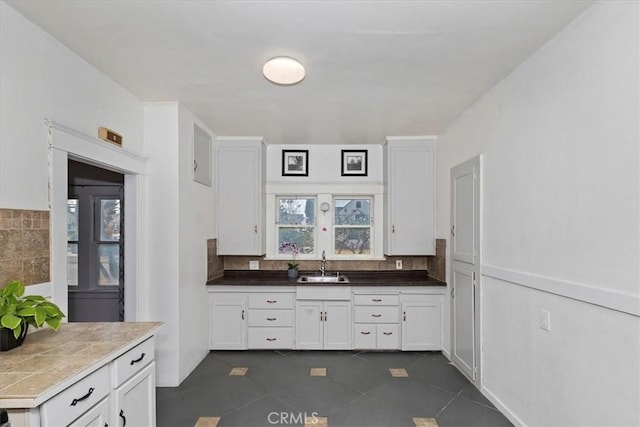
[[45, 317, 61, 330], [16, 306, 36, 316], [34, 307, 46, 327], [1, 313, 21, 330]]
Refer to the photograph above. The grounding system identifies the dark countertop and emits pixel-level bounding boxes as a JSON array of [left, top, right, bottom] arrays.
[[206, 270, 446, 287]]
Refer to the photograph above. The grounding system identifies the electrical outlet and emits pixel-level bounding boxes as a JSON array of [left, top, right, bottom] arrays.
[[396, 259, 403, 270], [249, 260, 259, 270], [539, 309, 551, 331]]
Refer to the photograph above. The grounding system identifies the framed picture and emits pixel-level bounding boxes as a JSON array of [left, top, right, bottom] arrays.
[[282, 150, 309, 176], [341, 150, 368, 176]]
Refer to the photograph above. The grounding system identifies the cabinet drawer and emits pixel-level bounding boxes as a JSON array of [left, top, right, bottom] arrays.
[[112, 337, 155, 388], [248, 293, 294, 309], [353, 324, 377, 349], [248, 327, 293, 349], [41, 364, 110, 427], [377, 324, 400, 349], [248, 309, 293, 327], [354, 294, 399, 306], [354, 306, 399, 323]]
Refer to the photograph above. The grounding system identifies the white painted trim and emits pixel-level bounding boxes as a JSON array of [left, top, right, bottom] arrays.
[[23, 282, 53, 300], [482, 264, 640, 317], [481, 384, 526, 427], [46, 119, 148, 174], [266, 182, 384, 194]]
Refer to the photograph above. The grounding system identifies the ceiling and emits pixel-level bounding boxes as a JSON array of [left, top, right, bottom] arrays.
[[6, 0, 593, 145]]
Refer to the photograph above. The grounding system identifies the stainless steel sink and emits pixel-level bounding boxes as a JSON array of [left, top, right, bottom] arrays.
[[297, 275, 349, 284]]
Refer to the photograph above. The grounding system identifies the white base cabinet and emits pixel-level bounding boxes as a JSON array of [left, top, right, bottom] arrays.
[[69, 397, 110, 427], [401, 294, 443, 350], [295, 301, 351, 350], [209, 286, 443, 352], [113, 363, 156, 427]]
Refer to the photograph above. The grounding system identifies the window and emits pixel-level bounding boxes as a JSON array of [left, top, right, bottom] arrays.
[[277, 197, 316, 255], [334, 197, 372, 255], [67, 199, 79, 286]]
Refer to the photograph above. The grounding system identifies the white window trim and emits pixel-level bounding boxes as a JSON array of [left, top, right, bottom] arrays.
[[266, 191, 385, 260]]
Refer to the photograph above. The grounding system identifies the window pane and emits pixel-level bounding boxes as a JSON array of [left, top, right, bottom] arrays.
[[100, 199, 120, 241], [335, 199, 370, 225], [98, 244, 119, 286], [67, 243, 78, 286], [67, 199, 79, 241], [335, 228, 371, 255], [278, 228, 315, 254], [278, 198, 315, 225]]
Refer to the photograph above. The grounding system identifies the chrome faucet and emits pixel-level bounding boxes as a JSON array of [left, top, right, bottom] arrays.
[[320, 250, 326, 276]]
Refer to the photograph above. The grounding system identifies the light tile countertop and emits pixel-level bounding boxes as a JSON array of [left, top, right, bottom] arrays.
[[0, 321, 162, 408]]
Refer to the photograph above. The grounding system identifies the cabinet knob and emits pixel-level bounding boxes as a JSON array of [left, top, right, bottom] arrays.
[[266, 337, 277, 342], [392, 225, 396, 233], [267, 300, 277, 304], [360, 331, 371, 335], [383, 332, 393, 336], [254, 225, 258, 233], [372, 314, 382, 318], [403, 311, 406, 321], [266, 317, 277, 321], [241, 310, 245, 320], [372, 298, 382, 302]]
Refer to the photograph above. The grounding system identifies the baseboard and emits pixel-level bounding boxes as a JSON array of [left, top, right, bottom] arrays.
[[481, 384, 526, 427]]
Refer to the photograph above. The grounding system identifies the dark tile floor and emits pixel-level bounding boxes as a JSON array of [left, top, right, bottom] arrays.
[[156, 350, 512, 427]]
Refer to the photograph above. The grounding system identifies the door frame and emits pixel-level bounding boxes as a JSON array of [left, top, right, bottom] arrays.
[[48, 120, 147, 321], [449, 155, 482, 388]]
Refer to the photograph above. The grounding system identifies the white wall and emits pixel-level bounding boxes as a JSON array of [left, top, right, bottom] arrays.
[[437, 2, 640, 426], [144, 102, 214, 386], [0, 2, 144, 210], [177, 104, 216, 384]]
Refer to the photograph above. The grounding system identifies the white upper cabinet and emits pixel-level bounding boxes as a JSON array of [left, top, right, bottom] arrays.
[[217, 138, 266, 255], [384, 137, 436, 255]]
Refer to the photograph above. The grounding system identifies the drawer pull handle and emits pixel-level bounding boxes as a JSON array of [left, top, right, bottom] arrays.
[[372, 314, 382, 318], [267, 317, 277, 321], [120, 409, 127, 426], [266, 337, 277, 341], [130, 353, 146, 365], [383, 332, 393, 335], [267, 300, 277, 304], [70, 387, 94, 406], [372, 298, 382, 302], [360, 331, 371, 335], [242, 310, 245, 320]]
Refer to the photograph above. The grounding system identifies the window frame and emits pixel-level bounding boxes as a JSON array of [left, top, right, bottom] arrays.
[[332, 196, 374, 258], [275, 195, 318, 259]]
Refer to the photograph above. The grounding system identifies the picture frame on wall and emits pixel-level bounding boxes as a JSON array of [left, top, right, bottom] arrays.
[[282, 150, 309, 176], [341, 150, 368, 176]]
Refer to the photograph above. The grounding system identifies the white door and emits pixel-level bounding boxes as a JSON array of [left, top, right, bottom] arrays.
[[401, 300, 442, 351], [450, 156, 481, 384], [210, 295, 247, 349], [295, 302, 323, 349], [324, 302, 351, 349]]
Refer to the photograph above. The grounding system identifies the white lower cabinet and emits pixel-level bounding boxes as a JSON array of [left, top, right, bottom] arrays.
[[353, 292, 400, 350], [112, 363, 156, 427], [209, 286, 444, 352], [68, 397, 110, 427], [295, 301, 351, 350], [210, 292, 247, 349], [401, 294, 443, 350], [39, 337, 157, 427]]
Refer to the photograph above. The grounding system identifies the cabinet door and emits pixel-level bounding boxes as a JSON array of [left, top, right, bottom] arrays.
[[401, 300, 442, 351], [68, 397, 110, 427], [295, 302, 323, 349], [210, 294, 247, 349], [385, 140, 435, 255], [324, 302, 352, 349], [113, 363, 155, 427], [217, 140, 264, 255]]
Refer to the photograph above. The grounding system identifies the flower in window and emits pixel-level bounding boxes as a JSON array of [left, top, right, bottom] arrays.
[[279, 241, 300, 269]]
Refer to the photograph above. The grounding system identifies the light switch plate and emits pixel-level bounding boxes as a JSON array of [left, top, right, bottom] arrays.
[[539, 309, 551, 331], [249, 260, 259, 270], [396, 260, 403, 269]]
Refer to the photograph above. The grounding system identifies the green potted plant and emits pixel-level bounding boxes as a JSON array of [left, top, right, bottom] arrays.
[[0, 279, 65, 351], [279, 241, 300, 279]]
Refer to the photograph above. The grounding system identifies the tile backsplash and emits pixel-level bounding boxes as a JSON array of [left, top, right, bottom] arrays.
[[0, 209, 50, 286], [213, 239, 446, 282]]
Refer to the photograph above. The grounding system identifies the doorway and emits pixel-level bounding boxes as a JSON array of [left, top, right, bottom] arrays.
[[67, 160, 124, 322], [450, 155, 482, 386]]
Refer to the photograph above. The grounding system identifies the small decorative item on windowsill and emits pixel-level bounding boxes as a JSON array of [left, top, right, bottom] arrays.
[[0, 280, 65, 351], [279, 241, 300, 280]]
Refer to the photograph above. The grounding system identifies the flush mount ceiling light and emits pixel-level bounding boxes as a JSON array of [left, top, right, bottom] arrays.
[[263, 56, 305, 85]]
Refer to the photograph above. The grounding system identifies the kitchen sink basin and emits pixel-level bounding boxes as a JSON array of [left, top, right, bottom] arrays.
[[297, 275, 349, 284]]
